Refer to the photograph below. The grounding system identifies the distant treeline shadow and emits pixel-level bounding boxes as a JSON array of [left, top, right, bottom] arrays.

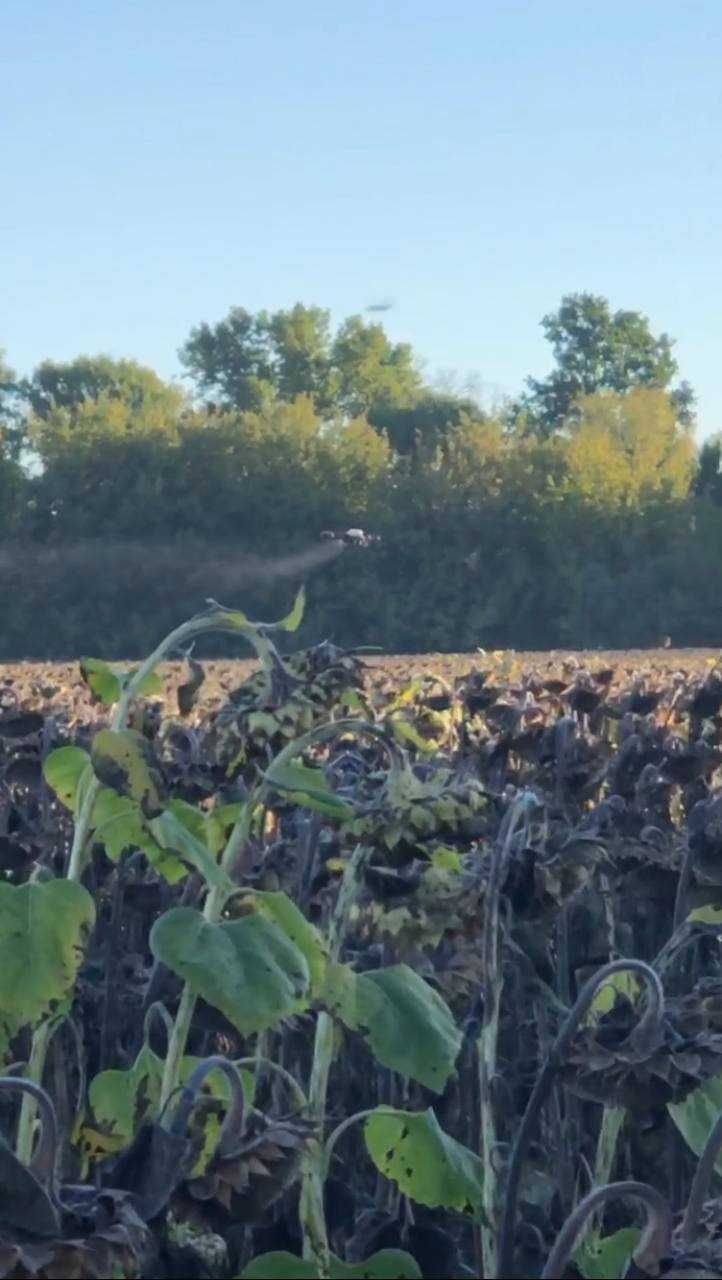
[[0, 538, 345, 659]]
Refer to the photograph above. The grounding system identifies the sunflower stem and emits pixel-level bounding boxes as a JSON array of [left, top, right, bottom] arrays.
[[299, 843, 367, 1280]]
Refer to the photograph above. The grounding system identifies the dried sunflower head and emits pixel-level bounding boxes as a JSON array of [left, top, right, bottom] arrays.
[[662, 1239, 722, 1279], [172, 1113, 317, 1233], [563, 983, 722, 1110], [0, 1189, 150, 1280], [206, 643, 367, 780]]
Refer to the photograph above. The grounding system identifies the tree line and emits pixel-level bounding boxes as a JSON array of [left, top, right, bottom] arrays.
[[0, 292, 721, 658]]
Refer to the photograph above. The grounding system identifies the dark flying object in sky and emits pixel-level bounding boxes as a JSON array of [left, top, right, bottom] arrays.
[[365, 300, 394, 313]]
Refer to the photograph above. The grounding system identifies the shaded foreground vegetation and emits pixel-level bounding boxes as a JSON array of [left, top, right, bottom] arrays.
[[4, 594, 722, 1277]]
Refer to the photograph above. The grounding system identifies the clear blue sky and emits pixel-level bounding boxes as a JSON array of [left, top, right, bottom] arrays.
[[2, 0, 720, 434]]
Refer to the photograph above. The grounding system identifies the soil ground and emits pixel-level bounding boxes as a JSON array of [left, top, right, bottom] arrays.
[[0, 649, 719, 719]]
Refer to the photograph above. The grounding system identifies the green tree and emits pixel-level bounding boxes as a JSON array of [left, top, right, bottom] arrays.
[[26, 355, 184, 422], [564, 387, 695, 506], [26, 357, 186, 468], [330, 315, 422, 417], [695, 434, 722, 503], [319, 413, 392, 506], [180, 305, 423, 421], [518, 293, 694, 436], [0, 350, 17, 422], [179, 305, 334, 413], [0, 349, 28, 526], [0, 349, 28, 463], [370, 391, 481, 454], [268, 304, 337, 412]]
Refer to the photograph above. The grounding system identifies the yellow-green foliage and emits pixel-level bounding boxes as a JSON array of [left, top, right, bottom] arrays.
[[565, 388, 695, 506]]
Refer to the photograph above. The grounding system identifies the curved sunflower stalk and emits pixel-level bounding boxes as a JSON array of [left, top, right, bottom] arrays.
[[17, 588, 307, 1165], [497, 958, 665, 1278], [680, 1111, 722, 1245], [541, 1181, 672, 1279], [0, 1062, 255, 1277], [105, 1054, 249, 1222], [157, 717, 405, 1112], [0, 1076, 152, 1276], [149, 710, 406, 1280], [264, 722, 404, 1279], [477, 789, 539, 1278]]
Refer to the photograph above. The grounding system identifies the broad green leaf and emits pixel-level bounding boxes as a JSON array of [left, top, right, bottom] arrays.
[[92, 790, 187, 884], [80, 658, 124, 705], [165, 796, 245, 858], [389, 717, 436, 754], [241, 1250, 421, 1279], [91, 785, 128, 831], [150, 907, 310, 1036], [576, 1228, 641, 1280], [669, 1074, 722, 1174], [0, 879, 95, 1060], [149, 807, 232, 893], [286, 789, 355, 820], [328, 964, 461, 1092], [218, 608, 249, 629], [264, 761, 353, 820], [429, 845, 463, 873], [321, 960, 358, 1018], [687, 904, 722, 925], [264, 760, 340, 800], [329, 1255, 420, 1280], [339, 688, 365, 712], [370, 906, 415, 939], [180, 1056, 255, 1110], [275, 585, 306, 633], [80, 658, 122, 705], [245, 891, 328, 996], [241, 1258, 316, 1280], [80, 658, 163, 705], [386, 679, 424, 712], [129, 666, 164, 698], [91, 728, 165, 817], [247, 711, 282, 738], [85, 1043, 163, 1159], [179, 1056, 255, 1177], [166, 797, 207, 842], [43, 746, 91, 812], [364, 1108, 485, 1217], [587, 969, 641, 1022], [83, 1049, 254, 1169], [205, 803, 245, 856]]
